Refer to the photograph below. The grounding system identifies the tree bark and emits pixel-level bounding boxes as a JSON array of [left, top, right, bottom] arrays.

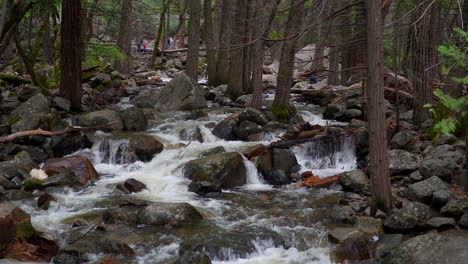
[[272, 0, 305, 111], [174, 0, 187, 49], [215, 0, 233, 85], [365, 0, 392, 213], [116, 0, 133, 74], [186, 0, 201, 80], [226, 0, 247, 99], [204, 0, 217, 86], [41, 0, 55, 65], [328, 0, 341, 86], [149, 0, 170, 70], [250, 0, 265, 110], [60, 0, 83, 111]]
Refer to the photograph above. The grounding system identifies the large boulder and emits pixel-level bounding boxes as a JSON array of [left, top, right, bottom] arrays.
[[382, 231, 468, 264], [128, 135, 164, 162], [130, 89, 160, 109], [77, 109, 124, 131], [256, 148, 300, 185], [212, 119, 237, 141], [157, 74, 207, 110], [0, 151, 37, 189], [339, 170, 369, 192], [42, 156, 99, 184], [388, 149, 421, 175], [419, 158, 460, 182], [234, 121, 263, 140], [9, 93, 53, 133], [0, 204, 58, 262], [405, 176, 449, 204], [237, 108, 268, 125], [440, 198, 468, 217], [17, 85, 41, 102], [183, 152, 247, 194], [383, 202, 432, 231], [119, 106, 148, 131], [335, 109, 363, 122], [390, 130, 418, 150]]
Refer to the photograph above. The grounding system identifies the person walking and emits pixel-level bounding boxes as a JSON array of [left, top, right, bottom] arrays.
[[136, 37, 143, 52]]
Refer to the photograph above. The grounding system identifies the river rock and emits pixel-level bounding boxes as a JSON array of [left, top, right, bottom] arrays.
[[373, 234, 402, 258], [234, 94, 253, 106], [130, 89, 160, 109], [330, 205, 355, 223], [184, 152, 246, 194], [238, 108, 268, 125], [128, 135, 164, 162], [256, 148, 300, 185], [234, 121, 263, 140], [51, 250, 81, 264], [382, 231, 468, 264], [157, 73, 207, 110], [43, 172, 80, 187], [175, 244, 212, 264], [431, 189, 453, 209], [180, 127, 204, 143], [425, 217, 456, 229], [47, 133, 93, 158], [328, 227, 363, 244], [383, 202, 432, 231], [9, 93, 51, 132], [42, 156, 99, 184], [115, 178, 147, 194], [77, 109, 124, 131], [138, 202, 202, 227], [212, 119, 237, 141], [119, 106, 148, 131], [339, 170, 368, 192], [353, 216, 384, 235], [405, 176, 448, 204], [53, 97, 71, 112], [390, 130, 417, 150], [37, 193, 56, 210], [335, 109, 362, 122], [0, 203, 58, 261], [0, 151, 37, 189], [440, 198, 468, 217], [460, 212, 468, 228], [199, 146, 226, 157], [388, 149, 421, 175]]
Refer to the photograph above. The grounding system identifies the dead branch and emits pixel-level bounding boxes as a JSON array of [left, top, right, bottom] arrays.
[[0, 122, 117, 143]]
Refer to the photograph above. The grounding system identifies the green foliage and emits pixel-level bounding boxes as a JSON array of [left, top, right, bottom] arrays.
[[84, 43, 124, 68], [268, 30, 283, 40], [425, 28, 467, 140]]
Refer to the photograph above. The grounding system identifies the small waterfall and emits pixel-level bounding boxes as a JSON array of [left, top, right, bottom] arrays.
[[294, 135, 357, 177], [93, 138, 133, 164]]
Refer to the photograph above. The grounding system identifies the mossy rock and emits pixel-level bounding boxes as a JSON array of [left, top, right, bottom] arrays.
[[268, 104, 290, 124], [23, 179, 44, 191]]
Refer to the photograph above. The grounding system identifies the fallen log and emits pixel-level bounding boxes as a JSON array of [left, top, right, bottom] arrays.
[[294, 175, 339, 188], [0, 122, 117, 143], [135, 79, 163, 86], [0, 73, 32, 85], [384, 87, 414, 107]]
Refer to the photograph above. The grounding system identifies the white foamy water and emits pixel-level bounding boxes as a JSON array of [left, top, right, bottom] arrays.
[[14, 109, 354, 264]]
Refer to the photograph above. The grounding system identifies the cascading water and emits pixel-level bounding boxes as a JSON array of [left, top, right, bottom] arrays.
[[13, 106, 356, 264]]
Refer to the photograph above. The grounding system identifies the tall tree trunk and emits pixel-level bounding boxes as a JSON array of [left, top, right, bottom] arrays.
[[204, 0, 217, 86], [0, 1, 32, 57], [174, 0, 187, 49], [226, 0, 246, 99], [0, 0, 9, 41], [42, 0, 55, 65], [149, 0, 170, 70], [365, 0, 392, 213], [215, 0, 233, 85], [60, 0, 83, 111], [116, 0, 133, 74], [272, 0, 305, 113], [250, 0, 265, 110], [242, 0, 254, 94], [186, 0, 201, 80], [310, 7, 326, 73], [328, 0, 340, 86], [411, 2, 440, 125]]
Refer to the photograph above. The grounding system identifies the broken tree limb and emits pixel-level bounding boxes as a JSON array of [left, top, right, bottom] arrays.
[[294, 175, 339, 188], [135, 79, 163, 86], [0, 122, 117, 143]]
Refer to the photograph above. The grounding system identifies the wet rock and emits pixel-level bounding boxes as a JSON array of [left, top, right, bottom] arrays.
[[47, 133, 93, 158], [332, 232, 370, 262], [256, 148, 300, 185], [138, 202, 203, 227], [330, 205, 355, 223], [323, 104, 344, 119], [0, 151, 37, 189], [175, 244, 212, 264], [17, 85, 41, 102], [212, 119, 237, 141], [180, 127, 204, 143], [382, 231, 468, 264], [63, 230, 135, 257], [130, 89, 160, 109], [214, 95, 233, 106], [405, 176, 448, 204], [431, 189, 453, 209], [440, 198, 468, 217], [77, 109, 124, 131], [339, 170, 368, 192], [183, 111, 206, 120], [157, 73, 207, 110], [373, 234, 402, 258], [364, 207, 387, 219], [335, 109, 362, 122], [119, 107, 148, 131], [184, 152, 246, 194], [346, 98, 362, 110], [383, 202, 432, 231], [42, 156, 99, 184], [10, 93, 50, 133], [388, 149, 421, 175], [419, 158, 460, 182], [425, 217, 456, 229], [234, 121, 263, 140], [129, 135, 164, 162], [234, 94, 253, 106], [328, 227, 363, 244], [199, 146, 226, 158], [0, 203, 58, 261], [238, 108, 268, 125], [43, 171, 80, 187], [460, 212, 468, 228], [37, 193, 56, 210], [115, 178, 147, 194], [390, 130, 417, 150], [51, 250, 81, 264], [53, 97, 71, 112]]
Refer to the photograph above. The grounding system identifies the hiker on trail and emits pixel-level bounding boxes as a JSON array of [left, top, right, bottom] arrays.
[[309, 72, 319, 84], [168, 37, 174, 49], [136, 37, 143, 52], [143, 41, 147, 52]]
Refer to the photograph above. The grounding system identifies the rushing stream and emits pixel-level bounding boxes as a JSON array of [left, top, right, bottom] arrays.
[[13, 104, 357, 264]]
